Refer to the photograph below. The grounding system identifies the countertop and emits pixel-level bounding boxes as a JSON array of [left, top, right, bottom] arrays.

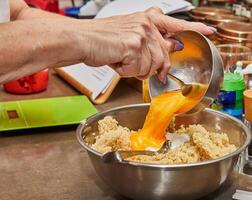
[[0, 71, 251, 200]]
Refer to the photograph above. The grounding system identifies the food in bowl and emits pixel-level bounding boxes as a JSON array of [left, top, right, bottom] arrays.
[[89, 116, 237, 164], [129, 87, 207, 151], [78, 105, 251, 200]]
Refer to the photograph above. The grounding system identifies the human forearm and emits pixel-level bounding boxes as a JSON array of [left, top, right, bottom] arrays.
[[0, 18, 89, 83], [4, 3, 215, 84]]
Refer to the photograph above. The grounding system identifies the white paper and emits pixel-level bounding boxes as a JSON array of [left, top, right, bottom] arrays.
[[79, 1, 100, 16], [101, 75, 116, 94], [96, 0, 192, 18], [62, 63, 116, 99], [79, 0, 111, 16], [0, 0, 10, 23]]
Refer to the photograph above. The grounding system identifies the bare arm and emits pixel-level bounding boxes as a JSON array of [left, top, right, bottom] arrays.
[[0, 5, 90, 82], [0, 0, 85, 83], [0, 1, 215, 84]]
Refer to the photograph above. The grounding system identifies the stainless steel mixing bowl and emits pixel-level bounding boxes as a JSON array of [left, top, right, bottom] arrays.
[[148, 31, 224, 113], [77, 104, 250, 200]]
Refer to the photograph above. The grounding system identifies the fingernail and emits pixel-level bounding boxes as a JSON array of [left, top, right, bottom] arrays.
[[162, 75, 167, 84], [159, 74, 167, 84], [158, 74, 165, 83], [174, 41, 184, 51], [207, 26, 217, 33]]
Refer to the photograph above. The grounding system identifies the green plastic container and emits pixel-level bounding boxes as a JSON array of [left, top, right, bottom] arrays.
[[221, 72, 246, 101]]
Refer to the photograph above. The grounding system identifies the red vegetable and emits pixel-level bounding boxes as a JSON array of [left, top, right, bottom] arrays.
[[4, 69, 49, 94]]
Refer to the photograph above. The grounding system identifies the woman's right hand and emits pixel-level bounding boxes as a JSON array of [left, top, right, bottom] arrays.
[[79, 7, 216, 82]]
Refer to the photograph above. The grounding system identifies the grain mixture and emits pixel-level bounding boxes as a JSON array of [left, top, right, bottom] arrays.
[[90, 116, 237, 164]]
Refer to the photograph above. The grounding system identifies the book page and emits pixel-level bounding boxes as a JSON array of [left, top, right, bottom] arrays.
[[62, 63, 116, 99], [96, 0, 192, 18]]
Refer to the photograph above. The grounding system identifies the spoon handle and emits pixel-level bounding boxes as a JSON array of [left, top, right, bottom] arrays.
[[167, 73, 184, 87], [119, 150, 156, 158], [102, 150, 155, 163]]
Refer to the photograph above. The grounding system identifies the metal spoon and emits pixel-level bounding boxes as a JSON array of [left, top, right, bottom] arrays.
[[166, 73, 214, 114], [167, 73, 202, 98], [102, 140, 172, 163]]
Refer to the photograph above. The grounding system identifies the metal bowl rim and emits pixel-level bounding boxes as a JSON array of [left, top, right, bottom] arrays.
[[76, 103, 251, 169]]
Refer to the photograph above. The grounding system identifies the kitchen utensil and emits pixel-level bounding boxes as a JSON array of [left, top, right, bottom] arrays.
[[148, 31, 224, 115], [102, 140, 171, 163], [77, 104, 251, 200], [167, 73, 201, 98]]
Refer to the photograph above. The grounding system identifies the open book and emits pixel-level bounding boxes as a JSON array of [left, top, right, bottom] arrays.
[[55, 64, 120, 104], [56, 0, 193, 104], [96, 0, 193, 18]]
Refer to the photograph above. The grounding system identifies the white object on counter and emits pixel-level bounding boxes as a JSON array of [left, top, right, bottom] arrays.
[[235, 61, 252, 75], [0, 0, 10, 23], [233, 189, 252, 200], [235, 61, 252, 89], [61, 63, 116, 99], [79, 0, 111, 16], [95, 0, 193, 18]]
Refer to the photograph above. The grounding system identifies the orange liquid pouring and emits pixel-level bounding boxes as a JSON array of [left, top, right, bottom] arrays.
[[130, 85, 207, 151]]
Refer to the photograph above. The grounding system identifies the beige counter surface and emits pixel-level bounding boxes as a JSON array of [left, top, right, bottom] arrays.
[[0, 71, 251, 200]]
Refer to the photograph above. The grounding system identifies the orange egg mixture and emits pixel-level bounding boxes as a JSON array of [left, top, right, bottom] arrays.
[[130, 85, 207, 150]]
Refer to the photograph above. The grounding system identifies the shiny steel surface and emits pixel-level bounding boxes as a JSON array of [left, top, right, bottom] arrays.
[[148, 31, 224, 114], [77, 104, 251, 200]]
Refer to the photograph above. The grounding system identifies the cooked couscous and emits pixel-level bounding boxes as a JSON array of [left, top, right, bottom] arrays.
[[90, 116, 237, 164]]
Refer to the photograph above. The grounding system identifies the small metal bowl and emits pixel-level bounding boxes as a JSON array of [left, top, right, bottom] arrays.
[[77, 104, 251, 200], [148, 31, 224, 114]]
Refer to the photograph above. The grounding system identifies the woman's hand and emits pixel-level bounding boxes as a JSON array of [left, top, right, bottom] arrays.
[[80, 7, 216, 82]]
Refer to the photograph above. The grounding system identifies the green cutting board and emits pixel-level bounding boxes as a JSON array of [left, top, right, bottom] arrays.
[[0, 96, 97, 131]]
